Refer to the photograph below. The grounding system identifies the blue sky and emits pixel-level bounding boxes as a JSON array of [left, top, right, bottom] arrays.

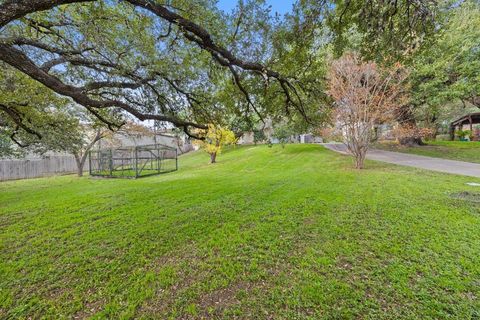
[[217, 0, 295, 14]]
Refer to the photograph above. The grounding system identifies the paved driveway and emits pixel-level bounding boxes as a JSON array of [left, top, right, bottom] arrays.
[[323, 143, 480, 178]]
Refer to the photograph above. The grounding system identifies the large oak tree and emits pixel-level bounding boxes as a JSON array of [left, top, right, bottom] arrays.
[[0, 0, 310, 142], [0, 0, 441, 147]]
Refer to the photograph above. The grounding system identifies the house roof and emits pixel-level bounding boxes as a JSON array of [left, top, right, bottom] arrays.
[[451, 112, 480, 126]]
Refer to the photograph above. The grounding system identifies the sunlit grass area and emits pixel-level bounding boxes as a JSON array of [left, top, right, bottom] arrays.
[[1, 145, 480, 319]]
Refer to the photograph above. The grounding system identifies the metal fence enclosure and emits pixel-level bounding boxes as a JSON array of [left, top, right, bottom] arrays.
[[89, 144, 177, 178]]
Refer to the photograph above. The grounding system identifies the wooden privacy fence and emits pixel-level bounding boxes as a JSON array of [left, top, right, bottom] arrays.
[[0, 145, 193, 182], [0, 156, 83, 181]]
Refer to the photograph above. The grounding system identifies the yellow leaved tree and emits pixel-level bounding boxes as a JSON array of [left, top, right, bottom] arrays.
[[195, 124, 237, 164]]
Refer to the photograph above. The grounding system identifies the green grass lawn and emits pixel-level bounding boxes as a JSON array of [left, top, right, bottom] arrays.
[[374, 140, 480, 163], [1, 145, 480, 319], [91, 159, 177, 178]]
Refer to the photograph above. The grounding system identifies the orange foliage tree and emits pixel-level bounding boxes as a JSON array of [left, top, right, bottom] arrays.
[[327, 53, 409, 169]]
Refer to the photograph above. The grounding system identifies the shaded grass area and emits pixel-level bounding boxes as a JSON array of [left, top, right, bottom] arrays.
[[374, 140, 480, 163], [1, 145, 480, 319]]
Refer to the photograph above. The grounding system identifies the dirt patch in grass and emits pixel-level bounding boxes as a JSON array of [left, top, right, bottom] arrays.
[[72, 288, 106, 320], [196, 281, 256, 317], [450, 191, 480, 203], [73, 299, 105, 320]]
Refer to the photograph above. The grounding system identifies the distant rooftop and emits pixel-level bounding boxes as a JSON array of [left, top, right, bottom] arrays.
[[451, 112, 480, 126]]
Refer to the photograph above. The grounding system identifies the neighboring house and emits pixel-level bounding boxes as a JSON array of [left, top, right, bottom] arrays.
[[96, 131, 194, 154], [375, 124, 396, 141], [325, 117, 394, 142], [238, 131, 255, 145], [449, 112, 480, 140], [237, 119, 323, 145], [263, 118, 274, 141], [299, 134, 323, 144], [237, 118, 274, 145]]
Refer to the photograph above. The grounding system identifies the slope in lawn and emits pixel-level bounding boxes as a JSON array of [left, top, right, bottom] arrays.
[[1, 145, 480, 319]]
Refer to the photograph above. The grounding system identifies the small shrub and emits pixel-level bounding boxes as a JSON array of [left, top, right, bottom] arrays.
[[456, 130, 472, 141], [393, 125, 435, 145]]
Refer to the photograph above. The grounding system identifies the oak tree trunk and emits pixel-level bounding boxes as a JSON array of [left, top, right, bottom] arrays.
[[397, 105, 424, 146], [77, 162, 85, 177], [74, 154, 84, 177]]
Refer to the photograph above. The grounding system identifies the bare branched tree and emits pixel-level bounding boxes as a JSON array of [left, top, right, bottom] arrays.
[[327, 53, 409, 169]]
